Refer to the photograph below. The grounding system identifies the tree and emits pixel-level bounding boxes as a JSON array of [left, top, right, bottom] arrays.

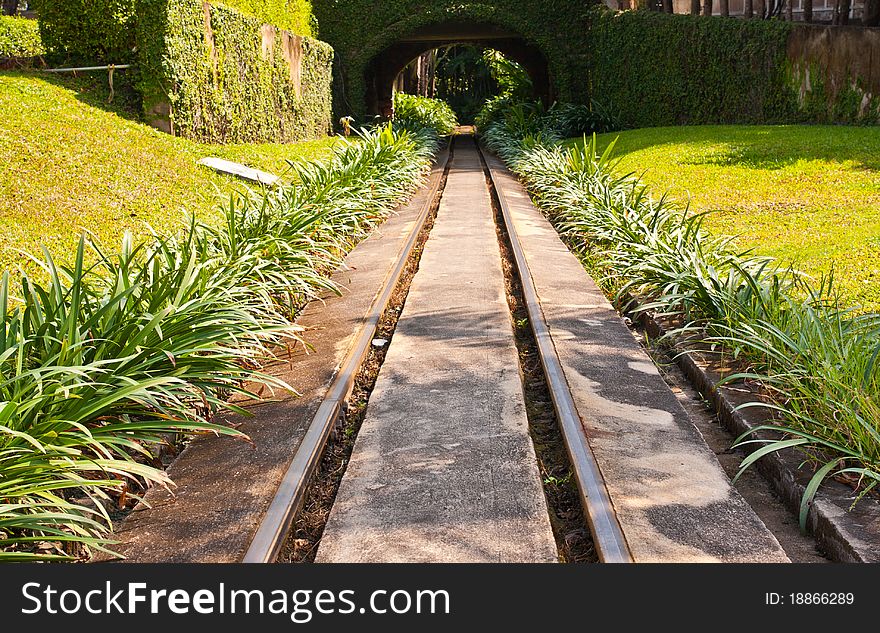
[[703, 0, 714, 14], [804, 0, 813, 22], [1, 0, 19, 15], [834, 0, 851, 24], [720, 0, 729, 15], [691, 0, 700, 14], [745, 0, 754, 17], [865, 0, 880, 25], [662, 0, 673, 11]]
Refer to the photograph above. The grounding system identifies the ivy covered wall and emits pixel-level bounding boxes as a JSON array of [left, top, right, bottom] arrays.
[[32, 0, 315, 62], [30, 0, 879, 135], [313, 1, 877, 128], [33, 0, 332, 142], [586, 10, 879, 127], [586, 10, 797, 127], [312, 0, 600, 119], [214, 0, 315, 37], [137, 0, 333, 143]]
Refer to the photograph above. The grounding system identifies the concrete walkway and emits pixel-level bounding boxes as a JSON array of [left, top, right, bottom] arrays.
[[316, 137, 558, 563]]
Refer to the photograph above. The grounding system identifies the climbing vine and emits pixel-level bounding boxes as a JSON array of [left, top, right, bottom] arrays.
[[586, 9, 797, 127], [312, 0, 598, 118], [214, 0, 315, 36], [137, 0, 332, 143]]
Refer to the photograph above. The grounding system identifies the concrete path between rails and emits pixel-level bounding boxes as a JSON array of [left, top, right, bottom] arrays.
[[106, 149, 450, 563], [484, 151, 790, 563], [316, 137, 558, 563]]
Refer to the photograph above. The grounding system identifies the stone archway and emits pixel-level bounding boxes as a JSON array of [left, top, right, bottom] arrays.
[[312, 1, 598, 119], [365, 22, 553, 118]]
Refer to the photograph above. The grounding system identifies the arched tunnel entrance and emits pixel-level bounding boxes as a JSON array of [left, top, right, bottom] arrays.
[[364, 22, 553, 118]]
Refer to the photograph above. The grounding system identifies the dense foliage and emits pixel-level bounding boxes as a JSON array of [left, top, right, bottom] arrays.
[[32, 0, 315, 62], [216, 0, 315, 36], [587, 9, 796, 127], [0, 122, 441, 561], [478, 99, 617, 139], [430, 46, 497, 124], [474, 51, 534, 131], [137, 0, 332, 143], [485, 105, 880, 529], [31, 0, 135, 62], [0, 15, 44, 59], [393, 92, 458, 136], [32, 0, 330, 142]]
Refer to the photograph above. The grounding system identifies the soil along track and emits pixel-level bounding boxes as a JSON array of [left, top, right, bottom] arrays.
[[106, 148, 450, 563]]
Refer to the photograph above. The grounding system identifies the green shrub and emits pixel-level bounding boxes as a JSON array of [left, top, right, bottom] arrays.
[[30, 0, 135, 62], [0, 16, 44, 58], [393, 92, 458, 136], [32, 0, 315, 63]]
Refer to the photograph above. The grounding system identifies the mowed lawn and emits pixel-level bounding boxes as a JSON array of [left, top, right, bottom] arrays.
[[0, 71, 338, 277], [572, 126, 880, 311]]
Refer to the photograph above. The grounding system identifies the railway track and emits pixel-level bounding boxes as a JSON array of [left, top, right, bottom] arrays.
[[112, 134, 792, 564], [244, 135, 631, 563]]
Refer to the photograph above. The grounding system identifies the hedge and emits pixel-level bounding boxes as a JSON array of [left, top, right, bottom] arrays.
[[585, 9, 798, 127], [0, 15, 44, 59], [30, 0, 135, 62], [137, 0, 333, 143], [586, 10, 879, 127]]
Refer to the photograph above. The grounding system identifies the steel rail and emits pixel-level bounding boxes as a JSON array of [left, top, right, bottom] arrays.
[[480, 146, 634, 564], [42, 64, 132, 72], [242, 143, 453, 563]]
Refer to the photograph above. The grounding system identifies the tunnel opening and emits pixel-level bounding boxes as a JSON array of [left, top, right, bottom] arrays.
[[364, 21, 553, 120], [393, 45, 533, 125]]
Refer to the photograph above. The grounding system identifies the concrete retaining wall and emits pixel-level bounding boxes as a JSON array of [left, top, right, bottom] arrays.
[[787, 24, 880, 123]]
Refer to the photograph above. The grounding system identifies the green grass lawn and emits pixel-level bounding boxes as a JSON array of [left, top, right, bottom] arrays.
[[569, 126, 880, 311], [0, 71, 338, 277]]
